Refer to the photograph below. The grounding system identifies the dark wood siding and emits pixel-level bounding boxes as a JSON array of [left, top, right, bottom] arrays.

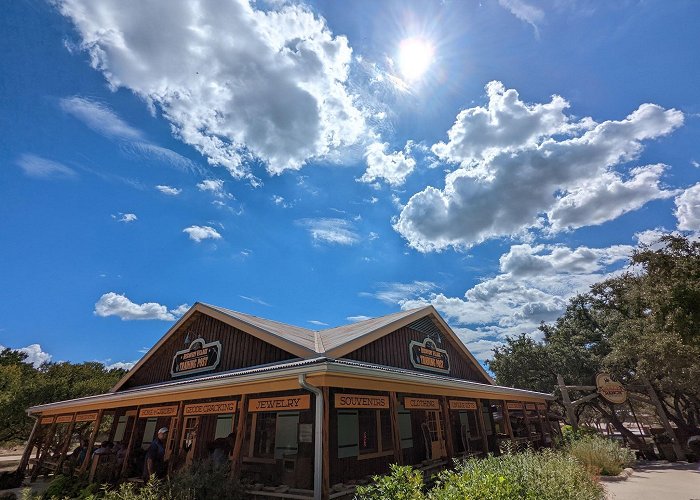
[[121, 312, 297, 390], [343, 326, 489, 384]]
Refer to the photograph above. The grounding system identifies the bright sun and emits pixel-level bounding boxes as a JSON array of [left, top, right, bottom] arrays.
[[398, 37, 434, 82]]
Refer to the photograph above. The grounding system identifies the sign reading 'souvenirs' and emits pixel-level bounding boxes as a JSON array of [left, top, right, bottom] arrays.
[[335, 394, 389, 409], [248, 395, 311, 412], [171, 338, 222, 378], [409, 338, 450, 374]]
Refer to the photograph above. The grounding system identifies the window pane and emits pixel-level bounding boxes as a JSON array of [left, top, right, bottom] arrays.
[[358, 409, 377, 454], [274, 412, 299, 459], [113, 416, 128, 442], [141, 418, 157, 450], [215, 414, 234, 440], [254, 413, 276, 458], [398, 407, 413, 449], [337, 410, 359, 458], [380, 410, 393, 452]]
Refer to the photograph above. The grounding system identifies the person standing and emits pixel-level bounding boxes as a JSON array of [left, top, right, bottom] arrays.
[[144, 427, 168, 480]]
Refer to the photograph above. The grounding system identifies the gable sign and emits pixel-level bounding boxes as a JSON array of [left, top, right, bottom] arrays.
[[409, 338, 450, 374], [171, 337, 222, 378], [596, 373, 627, 404]]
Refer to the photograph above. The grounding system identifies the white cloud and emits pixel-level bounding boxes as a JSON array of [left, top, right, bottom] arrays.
[[112, 213, 137, 223], [297, 218, 359, 245], [58, 0, 367, 179], [183, 225, 222, 242], [105, 361, 136, 370], [155, 185, 182, 196], [347, 315, 372, 323], [361, 281, 437, 305], [675, 183, 700, 231], [239, 295, 271, 307], [17, 154, 77, 179], [272, 195, 292, 208], [395, 82, 684, 252], [0, 344, 53, 368], [308, 320, 328, 326], [197, 179, 232, 199], [360, 141, 416, 186], [94, 292, 188, 321], [498, 0, 544, 36]]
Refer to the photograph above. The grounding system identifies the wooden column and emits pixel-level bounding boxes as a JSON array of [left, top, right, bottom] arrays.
[[521, 405, 533, 444], [55, 415, 77, 474], [31, 420, 57, 481], [440, 397, 454, 459], [557, 374, 578, 432], [168, 401, 185, 474], [475, 399, 489, 454], [388, 392, 403, 465], [321, 387, 330, 500], [18, 417, 40, 474], [502, 401, 515, 446], [79, 409, 104, 474], [231, 395, 248, 478], [536, 407, 548, 447], [120, 406, 141, 478]]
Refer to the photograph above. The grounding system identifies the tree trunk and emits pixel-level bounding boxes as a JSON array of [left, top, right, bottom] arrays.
[[592, 402, 645, 448]]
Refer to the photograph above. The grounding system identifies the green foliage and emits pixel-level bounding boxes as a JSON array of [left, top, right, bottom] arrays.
[[560, 425, 599, 446], [168, 460, 246, 500], [567, 436, 635, 476], [96, 478, 169, 500], [354, 464, 425, 500]]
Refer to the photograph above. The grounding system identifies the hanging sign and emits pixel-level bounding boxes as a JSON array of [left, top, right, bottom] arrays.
[[248, 395, 311, 412], [448, 400, 477, 411], [409, 338, 450, 374], [525, 403, 537, 411], [75, 412, 99, 422], [596, 373, 627, 404], [55, 415, 74, 424], [139, 405, 179, 418], [171, 338, 222, 378], [506, 402, 523, 410], [335, 394, 389, 409], [404, 397, 440, 410], [40, 416, 54, 425], [184, 400, 237, 416]]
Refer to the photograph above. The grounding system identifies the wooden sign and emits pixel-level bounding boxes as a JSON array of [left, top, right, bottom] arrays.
[[184, 400, 237, 416], [335, 394, 389, 409], [506, 402, 523, 410], [525, 403, 537, 411], [596, 373, 627, 404], [409, 338, 450, 374], [536, 403, 546, 411], [139, 405, 179, 418], [171, 338, 222, 378], [249, 395, 311, 412], [55, 415, 74, 424], [448, 400, 477, 411], [404, 397, 440, 410], [40, 417, 54, 425], [75, 412, 99, 422]]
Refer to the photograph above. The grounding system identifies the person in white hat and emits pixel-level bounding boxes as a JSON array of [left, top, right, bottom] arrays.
[[144, 427, 169, 480]]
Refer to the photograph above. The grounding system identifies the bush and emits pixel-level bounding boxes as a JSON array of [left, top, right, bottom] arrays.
[[169, 460, 245, 500], [354, 464, 425, 500], [42, 474, 88, 499], [560, 425, 599, 446], [568, 436, 635, 476]]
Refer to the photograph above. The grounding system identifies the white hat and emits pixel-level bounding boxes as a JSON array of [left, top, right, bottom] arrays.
[[158, 427, 169, 434]]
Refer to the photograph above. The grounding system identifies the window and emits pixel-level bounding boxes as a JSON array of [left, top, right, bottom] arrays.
[[358, 410, 378, 454], [249, 411, 299, 460], [336, 409, 394, 459], [398, 405, 413, 449], [337, 411, 359, 459], [113, 416, 128, 443], [253, 413, 276, 459], [214, 414, 234, 440], [274, 412, 299, 459], [141, 418, 157, 450], [380, 410, 393, 452]]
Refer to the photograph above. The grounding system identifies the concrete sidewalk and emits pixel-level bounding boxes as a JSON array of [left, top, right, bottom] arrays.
[[604, 461, 700, 499]]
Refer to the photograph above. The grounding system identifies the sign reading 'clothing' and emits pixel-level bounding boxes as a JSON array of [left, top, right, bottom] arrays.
[[248, 395, 311, 412], [171, 338, 222, 378], [404, 397, 440, 410], [409, 338, 450, 374]]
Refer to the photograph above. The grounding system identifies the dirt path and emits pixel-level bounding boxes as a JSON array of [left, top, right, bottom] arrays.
[[604, 461, 700, 500]]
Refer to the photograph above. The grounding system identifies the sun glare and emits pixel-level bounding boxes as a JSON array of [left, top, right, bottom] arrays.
[[398, 37, 434, 82]]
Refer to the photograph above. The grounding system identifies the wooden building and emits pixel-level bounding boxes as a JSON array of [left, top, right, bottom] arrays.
[[21, 303, 554, 499]]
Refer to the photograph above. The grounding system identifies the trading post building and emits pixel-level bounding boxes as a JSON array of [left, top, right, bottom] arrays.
[[22, 303, 555, 499]]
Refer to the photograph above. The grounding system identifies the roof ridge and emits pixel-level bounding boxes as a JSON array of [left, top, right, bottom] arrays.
[[318, 305, 430, 332], [204, 303, 315, 332]]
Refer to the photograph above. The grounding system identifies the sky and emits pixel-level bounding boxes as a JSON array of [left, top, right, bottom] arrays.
[[1, 0, 699, 372]]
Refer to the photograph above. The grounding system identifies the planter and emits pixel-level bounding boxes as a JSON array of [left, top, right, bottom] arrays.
[[598, 467, 634, 482]]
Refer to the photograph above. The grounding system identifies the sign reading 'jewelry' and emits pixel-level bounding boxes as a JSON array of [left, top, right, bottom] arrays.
[[171, 338, 222, 378], [409, 338, 450, 374]]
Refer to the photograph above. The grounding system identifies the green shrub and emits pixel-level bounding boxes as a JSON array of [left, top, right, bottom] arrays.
[[560, 425, 599, 446], [568, 436, 635, 476], [42, 474, 88, 499], [168, 460, 245, 500], [354, 464, 425, 500]]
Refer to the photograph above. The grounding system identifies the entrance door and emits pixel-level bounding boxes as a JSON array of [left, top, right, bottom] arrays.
[[180, 416, 199, 466], [424, 410, 446, 459]]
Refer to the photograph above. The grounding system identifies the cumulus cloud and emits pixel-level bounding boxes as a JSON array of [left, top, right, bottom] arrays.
[[105, 361, 136, 370], [57, 0, 367, 179], [361, 281, 437, 305], [183, 225, 222, 242], [395, 82, 684, 252], [17, 154, 77, 179], [360, 141, 416, 186], [155, 185, 182, 195], [297, 218, 359, 245], [112, 213, 137, 223], [675, 182, 700, 231], [94, 292, 188, 320], [0, 344, 53, 368], [197, 179, 232, 199]]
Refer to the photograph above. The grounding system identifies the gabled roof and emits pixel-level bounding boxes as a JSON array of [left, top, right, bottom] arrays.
[[111, 302, 494, 392]]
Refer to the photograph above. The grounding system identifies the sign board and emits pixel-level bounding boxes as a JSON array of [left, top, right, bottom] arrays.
[[525, 403, 537, 411], [404, 397, 440, 410], [596, 373, 627, 404], [55, 415, 74, 424], [139, 405, 179, 418], [171, 338, 222, 378], [248, 395, 311, 412], [536, 403, 546, 411], [409, 338, 450, 374], [335, 394, 389, 409], [506, 402, 523, 410], [75, 412, 99, 422], [184, 401, 237, 416], [40, 417, 54, 425], [448, 400, 477, 411]]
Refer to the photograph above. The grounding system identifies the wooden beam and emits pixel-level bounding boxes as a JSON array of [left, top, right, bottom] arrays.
[[31, 421, 56, 481], [55, 415, 77, 475], [571, 392, 599, 407], [643, 376, 686, 461], [17, 417, 40, 474], [388, 392, 403, 465], [167, 401, 184, 474], [231, 395, 248, 478], [321, 387, 330, 500], [440, 397, 454, 459], [475, 399, 489, 454], [120, 406, 141, 478], [557, 374, 578, 432], [80, 409, 104, 474], [565, 385, 597, 391], [502, 401, 515, 446]]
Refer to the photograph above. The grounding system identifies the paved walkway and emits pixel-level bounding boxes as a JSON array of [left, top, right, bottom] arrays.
[[605, 461, 700, 500]]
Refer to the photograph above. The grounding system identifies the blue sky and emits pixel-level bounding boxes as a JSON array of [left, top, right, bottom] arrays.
[[1, 0, 699, 371]]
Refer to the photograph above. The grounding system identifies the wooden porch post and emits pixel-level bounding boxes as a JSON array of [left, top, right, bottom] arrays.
[[168, 401, 185, 474], [55, 415, 77, 474], [388, 392, 403, 465], [440, 397, 454, 459], [80, 409, 104, 474], [18, 417, 40, 474], [231, 394, 248, 478], [120, 406, 141, 478], [502, 401, 515, 446], [322, 387, 330, 500], [557, 374, 578, 432], [521, 405, 533, 444], [475, 399, 489, 454], [31, 420, 57, 481]]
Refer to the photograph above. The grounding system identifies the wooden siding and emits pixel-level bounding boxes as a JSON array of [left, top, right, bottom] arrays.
[[343, 326, 490, 384], [121, 312, 297, 390]]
